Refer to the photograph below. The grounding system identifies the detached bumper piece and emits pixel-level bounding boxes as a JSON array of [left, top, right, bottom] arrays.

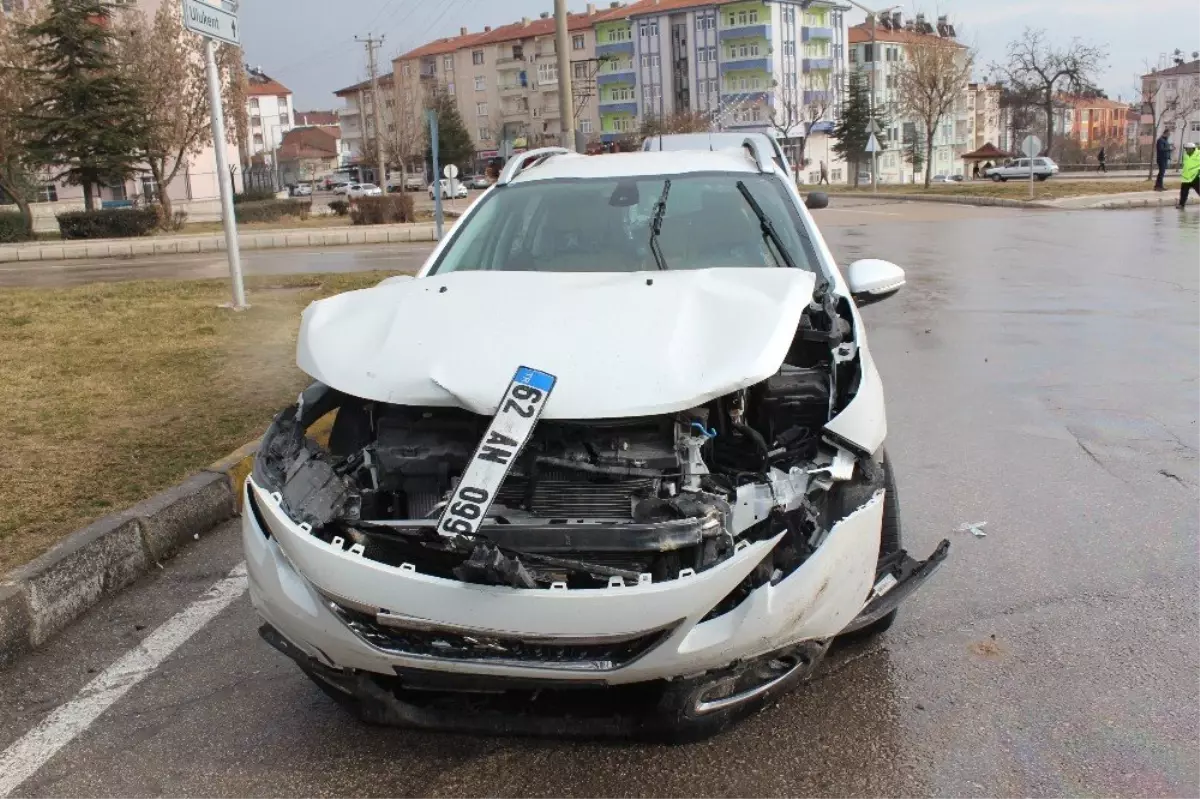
[[840, 538, 950, 636], [260, 623, 829, 742]]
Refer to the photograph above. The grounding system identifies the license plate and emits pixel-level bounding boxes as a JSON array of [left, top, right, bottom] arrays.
[[437, 366, 557, 538]]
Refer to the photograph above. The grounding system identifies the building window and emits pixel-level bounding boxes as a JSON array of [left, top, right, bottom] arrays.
[[572, 34, 585, 50], [580, 117, 593, 134], [446, 81, 455, 95], [612, 86, 634, 101], [573, 62, 588, 79], [537, 62, 558, 84], [708, 78, 718, 94], [443, 55, 454, 71], [479, 126, 491, 140], [477, 102, 488, 116], [402, 62, 411, 76], [638, 20, 658, 37], [475, 75, 485, 91], [609, 26, 630, 42], [140, 176, 159, 202], [472, 50, 484, 65], [37, 183, 58, 203], [697, 48, 708, 63], [696, 13, 713, 31]]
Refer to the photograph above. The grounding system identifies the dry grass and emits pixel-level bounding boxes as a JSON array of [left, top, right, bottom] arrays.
[[830, 179, 1155, 201], [0, 271, 389, 573], [174, 215, 354, 235]]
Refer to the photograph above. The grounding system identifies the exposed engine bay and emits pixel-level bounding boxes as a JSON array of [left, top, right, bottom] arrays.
[[253, 285, 895, 603]]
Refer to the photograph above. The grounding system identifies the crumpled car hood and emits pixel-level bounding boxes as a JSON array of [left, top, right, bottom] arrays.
[[296, 268, 817, 419]]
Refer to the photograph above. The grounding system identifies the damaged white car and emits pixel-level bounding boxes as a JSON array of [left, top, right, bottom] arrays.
[[243, 143, 949, 739]]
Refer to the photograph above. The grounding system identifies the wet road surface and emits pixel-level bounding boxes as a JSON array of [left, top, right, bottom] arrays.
[[0, 197, 1021, 288], [1, 206, 1197, 797]]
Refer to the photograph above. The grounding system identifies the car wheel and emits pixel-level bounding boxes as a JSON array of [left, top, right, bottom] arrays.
[[1036, 174, 1048, 182], [991, 174, 1002, 182]]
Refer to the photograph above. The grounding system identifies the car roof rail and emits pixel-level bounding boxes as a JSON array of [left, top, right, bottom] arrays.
[[496, 147, 573, 186], [741, 137, 772, 174]]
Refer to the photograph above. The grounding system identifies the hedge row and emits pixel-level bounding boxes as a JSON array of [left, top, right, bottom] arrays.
[[233, 199, 311, 224], [0, 212, 31, 243], [233, 188, 279, 204], [56, 207, 159, 240], [349, 194, 414, 225]]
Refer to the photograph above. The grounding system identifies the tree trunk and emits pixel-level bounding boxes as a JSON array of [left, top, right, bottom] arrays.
[[924, 127, 935, 188], [1042, 95, 1055, 156], [13, 194, 33, 237], [150, 163, 172, 229], [83, 182, 94, 212]]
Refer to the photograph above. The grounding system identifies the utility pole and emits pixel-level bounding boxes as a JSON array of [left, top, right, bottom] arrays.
[[554, 0, 575, 150], [356, 33, 387, 187]]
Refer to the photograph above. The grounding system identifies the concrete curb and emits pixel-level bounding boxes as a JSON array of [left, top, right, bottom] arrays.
[[823, 192, 1051, 209], [0, 413, 336, 665], [0, 217, 459, 264]]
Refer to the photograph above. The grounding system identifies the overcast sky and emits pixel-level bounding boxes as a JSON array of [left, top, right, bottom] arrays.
[[240, 0, 1200, 110]]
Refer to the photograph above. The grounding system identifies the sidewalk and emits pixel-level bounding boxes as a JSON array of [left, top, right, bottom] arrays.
[[0, 219, 452, 264], [1046, 190, 1180, 210]]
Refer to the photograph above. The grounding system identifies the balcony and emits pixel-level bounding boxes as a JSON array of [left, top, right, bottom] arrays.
[[596, 70, 635, 86], [718, 24, 771, 42], [503, 106, 530, 119], [598, 100, 639, 115], [596, 41, 634, 58], [720, 56, 771, 74], [720, 91, 769, 106], [537, 80, 559, 91], [499, 80, 527, 96], [496, 55, 525, 67], [803, 58, 833, 72], [802, 27, 833, 41], [804, 90, 830, 105]]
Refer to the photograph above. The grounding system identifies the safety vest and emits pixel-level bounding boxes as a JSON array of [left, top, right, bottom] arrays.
[[1182, 149, 1200, 183]]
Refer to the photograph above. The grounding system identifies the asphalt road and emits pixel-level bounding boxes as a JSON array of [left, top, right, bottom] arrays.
[[0, 197, 1028, 288], [1, 206, 1197, 797]]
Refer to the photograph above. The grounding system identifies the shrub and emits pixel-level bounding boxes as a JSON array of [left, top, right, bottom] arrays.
[[328, 199, 349, 217], [233, 188, 278, 204], [150, 205, 188, 231], [350, 194, 414, 225], [0, 212, 31, 243], [233, 199, 312, 224], [56, 208, 159, 240]]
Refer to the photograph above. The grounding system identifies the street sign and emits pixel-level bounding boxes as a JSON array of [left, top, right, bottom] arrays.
[[865, 133, 881, 153], [443, 164, 459, 179], [1020, 134, 1042, 159], [866, 119, 882, 135], [182, 0, 240, 46]]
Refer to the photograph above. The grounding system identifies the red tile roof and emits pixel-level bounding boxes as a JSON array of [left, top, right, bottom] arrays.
[[848, 23, 964, 47], [295, 110, 339, 126], [246, 76, 292, 97], [333, 72, 395, 97], [1057, 94, 1131, 110], [1142, 59, 1200, 78]]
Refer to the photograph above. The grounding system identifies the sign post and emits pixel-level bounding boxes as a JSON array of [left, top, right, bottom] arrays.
[[1021, 134, 1042, 201], [866, 119, 882, 194], [427, 110, 443, 240], [183, 0, 245, 309]]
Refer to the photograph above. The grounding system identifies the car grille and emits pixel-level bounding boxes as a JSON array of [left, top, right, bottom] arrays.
[[495, 475, 654, 520], [329, 603, 671, 671]]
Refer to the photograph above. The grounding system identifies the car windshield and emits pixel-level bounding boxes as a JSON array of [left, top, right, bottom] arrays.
[[429, 172, 819, 275]]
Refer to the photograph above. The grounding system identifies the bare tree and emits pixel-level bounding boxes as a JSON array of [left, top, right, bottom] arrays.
[[769, 71, 832, 177], [115, 2, 242, 225], [383, 81, 424, 184], [638, 109, 711, 140], [896, 40, 974, 187], [0, 4, 44, 235], [990, 29, 1106, 154]]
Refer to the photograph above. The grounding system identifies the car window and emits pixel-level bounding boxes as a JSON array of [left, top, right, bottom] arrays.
[[1034, 159, 1048, 167], [429, 172, 819, 276]]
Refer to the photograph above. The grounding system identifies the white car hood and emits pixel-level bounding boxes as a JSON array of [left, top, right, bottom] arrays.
[[296, 268, 817, 419]]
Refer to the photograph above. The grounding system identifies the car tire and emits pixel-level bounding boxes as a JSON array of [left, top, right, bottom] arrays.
[[991, 174, 1002, 182], [1036, 175, 1048, 182]]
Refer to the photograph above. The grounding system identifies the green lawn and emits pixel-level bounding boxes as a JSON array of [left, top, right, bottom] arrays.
[[829, 179, 1155, 202]]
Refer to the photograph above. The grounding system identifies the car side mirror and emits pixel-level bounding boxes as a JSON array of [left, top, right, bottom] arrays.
[[805, 191, 829, 210], [845, 259, 905, 306]]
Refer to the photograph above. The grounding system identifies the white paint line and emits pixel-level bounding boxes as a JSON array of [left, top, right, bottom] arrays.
[[0, 562, 248, 798]]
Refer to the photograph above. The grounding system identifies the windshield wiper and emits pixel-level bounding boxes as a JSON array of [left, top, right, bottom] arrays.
[[648, 179, 671, 270], [735, 180, 798, 270]]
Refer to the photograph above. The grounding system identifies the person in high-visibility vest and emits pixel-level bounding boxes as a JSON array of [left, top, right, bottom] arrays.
[[1179, 142, 1200, 209]]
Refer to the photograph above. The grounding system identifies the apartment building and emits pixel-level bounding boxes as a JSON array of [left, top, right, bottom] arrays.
[[334, 73, 396, 172], [848, 13, 972, 182], [393, 4, 630, 169], [1057, 94, 1130, 149], [966, 82, 1002, 151], [245, 68, 295, 165], [1141, 59, 1200, 159], [594, 0, 848, 143]]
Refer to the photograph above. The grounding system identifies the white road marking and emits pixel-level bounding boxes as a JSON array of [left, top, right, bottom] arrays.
[[0, 562, 248, 797]]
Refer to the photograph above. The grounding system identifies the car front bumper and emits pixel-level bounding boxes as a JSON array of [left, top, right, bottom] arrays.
[[242, 476, 886, 686]]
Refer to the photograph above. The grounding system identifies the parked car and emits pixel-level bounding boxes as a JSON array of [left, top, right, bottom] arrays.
[[403, 173, 426, 191], [643, 131, 793, 183], [291, 183, 313, 197], [987, 157, 1059, 182], [347, 183, 383, 198], [332, 182, 351, 195], [932, 174, 950, 183], [465, 174, 491, 190], [244, 143, 949, 741], [429, 178, 469, 199]]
